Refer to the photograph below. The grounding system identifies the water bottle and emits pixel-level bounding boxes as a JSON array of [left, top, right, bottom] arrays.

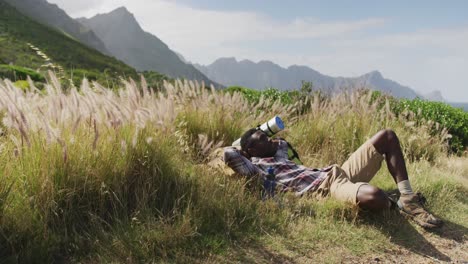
[[232, 116, 285, 146], [262, 167, 276, 200]]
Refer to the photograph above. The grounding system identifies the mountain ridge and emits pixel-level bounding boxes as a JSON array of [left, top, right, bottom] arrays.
[[78, 7, 219, 86], [195, 57, 420, 99]]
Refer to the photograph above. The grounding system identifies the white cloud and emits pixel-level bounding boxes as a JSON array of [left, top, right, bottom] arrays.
[[330, 27, 468, 52], [48, 0, 384, 61]]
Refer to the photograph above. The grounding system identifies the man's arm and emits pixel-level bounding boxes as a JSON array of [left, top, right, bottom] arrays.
[[223, 147, 261, 177]]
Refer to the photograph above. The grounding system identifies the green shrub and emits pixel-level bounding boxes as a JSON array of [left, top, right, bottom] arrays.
[[224, 86, 294, 105], [394, 99, 468, 153], [141, 70, 170, 90], [0, 64, 45, 82], [225, 86, 262, 103], [71, 69, 100, 82], [13, 80, 29, 90]]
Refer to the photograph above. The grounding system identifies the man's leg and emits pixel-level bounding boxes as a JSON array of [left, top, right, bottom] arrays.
[[340, 131, 388, 210], [355, 185, 390, 210], [318, 164, 389, 210], [348, 129, 443, 227], [369, 129, 409, 184]]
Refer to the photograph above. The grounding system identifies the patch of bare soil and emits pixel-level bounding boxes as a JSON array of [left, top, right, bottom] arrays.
[[201, 224, 467, 264]]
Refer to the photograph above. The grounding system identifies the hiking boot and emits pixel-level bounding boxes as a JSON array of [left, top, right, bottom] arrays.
[[397, 193, 443, 229]]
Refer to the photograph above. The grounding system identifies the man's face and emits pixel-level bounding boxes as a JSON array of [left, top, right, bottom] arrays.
[[247, 130, 278, 158]]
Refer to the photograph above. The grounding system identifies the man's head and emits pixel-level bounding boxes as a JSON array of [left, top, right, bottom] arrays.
[[240, 128, 278, 158]]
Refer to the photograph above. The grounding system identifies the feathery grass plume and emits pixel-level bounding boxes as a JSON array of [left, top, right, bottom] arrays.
[[46, 70, 62, 95], [93, 118, 99, 150], [17, 121, 30, 147], [131, 127, 139, 148], [9, 134, 21, 157], [286, 89, 449, 165], [196, 134, 224, 162]]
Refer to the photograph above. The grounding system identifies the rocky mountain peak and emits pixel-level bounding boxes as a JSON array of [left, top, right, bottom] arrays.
[[78, 6, 217, 85], [97, 6, 138, 25], [213, 57, 237, 64], [108, 6, 133, 18], [365, 70, 383, 80]]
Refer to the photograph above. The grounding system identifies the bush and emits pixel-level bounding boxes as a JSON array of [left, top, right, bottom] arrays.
[[0, 64, 45, 82], [141, 70, 169, 90], [394, 99, 468, 153], [13, 80, 29, 90], [225, 86, 262, 103], [224, 86, 294, 105], [71, 69, 100, 82]]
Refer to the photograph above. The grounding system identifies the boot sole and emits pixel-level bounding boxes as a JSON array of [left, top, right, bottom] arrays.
[[397, 201, 442, 229], [397, 201, 443, 229]]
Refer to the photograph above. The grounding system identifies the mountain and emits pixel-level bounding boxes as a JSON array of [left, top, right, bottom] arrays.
[[175, 52, 189, 64], [3, 0, 110, 55], [423, 90, 446, 102], [0, 0, 137, 84], [194, 58, 420, 99], [78, 7, 217, 86], [449, 102, 468, 112]]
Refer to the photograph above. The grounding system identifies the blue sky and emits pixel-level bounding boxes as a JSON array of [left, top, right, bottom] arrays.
[[176, 0, 468, 37], [49, 0, 468, 101], [177, 0, 466, 24]]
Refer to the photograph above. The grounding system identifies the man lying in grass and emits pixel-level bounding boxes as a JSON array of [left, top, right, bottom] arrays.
[[224, 129, 443, 229]]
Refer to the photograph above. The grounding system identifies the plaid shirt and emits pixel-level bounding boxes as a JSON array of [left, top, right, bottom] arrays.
[[224, 140, 332, 196]]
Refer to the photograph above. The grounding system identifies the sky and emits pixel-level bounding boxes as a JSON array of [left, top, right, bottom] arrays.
[[48, 0, 468, 102]]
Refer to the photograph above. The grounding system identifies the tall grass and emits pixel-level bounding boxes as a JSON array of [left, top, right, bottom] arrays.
[[287, 90, 450, 166], [0, 74, 465, 262]]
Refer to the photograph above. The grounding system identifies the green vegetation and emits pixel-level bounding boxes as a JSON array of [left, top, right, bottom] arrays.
[[0, 1, 169, 89], [228, 87, 467, 154], [371, 90, 468, 153], [225, 86, 301, 105], [0, 64, 45, 82], [141, 70, 170, 90], [0, 76, 466, 262], [395, 99, 468, 153], [0, 1, 134, 82]]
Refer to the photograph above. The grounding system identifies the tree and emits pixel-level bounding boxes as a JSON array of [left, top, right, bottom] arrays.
[[300, 80, 313, 95]]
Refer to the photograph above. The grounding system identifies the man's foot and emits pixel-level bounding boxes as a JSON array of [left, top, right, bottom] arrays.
[[397, 193, 443, 229]]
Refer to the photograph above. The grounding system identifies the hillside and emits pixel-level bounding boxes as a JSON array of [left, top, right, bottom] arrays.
[[78, 7, 218, 86], [0, 0, 138, 84], [4, 0, 110, 55], [195, 57, 420, 99]]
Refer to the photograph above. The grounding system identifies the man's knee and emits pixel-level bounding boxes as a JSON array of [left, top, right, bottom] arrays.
[[357, 185, 389, 210], [374, 129, 398, 143], [382, 129, 399, 144], [372, 129, 400, 154]]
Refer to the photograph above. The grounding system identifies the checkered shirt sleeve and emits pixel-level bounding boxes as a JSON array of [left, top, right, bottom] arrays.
[[223, 147, 262, 177]]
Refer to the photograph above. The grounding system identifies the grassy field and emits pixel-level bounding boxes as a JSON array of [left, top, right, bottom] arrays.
[[0, 75, 466, 263]]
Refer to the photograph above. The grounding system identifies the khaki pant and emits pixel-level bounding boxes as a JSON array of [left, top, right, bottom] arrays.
[[315, 140, 384, 204]]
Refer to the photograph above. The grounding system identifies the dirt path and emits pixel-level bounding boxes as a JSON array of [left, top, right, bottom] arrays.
[[204, 225, 467, 263]]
